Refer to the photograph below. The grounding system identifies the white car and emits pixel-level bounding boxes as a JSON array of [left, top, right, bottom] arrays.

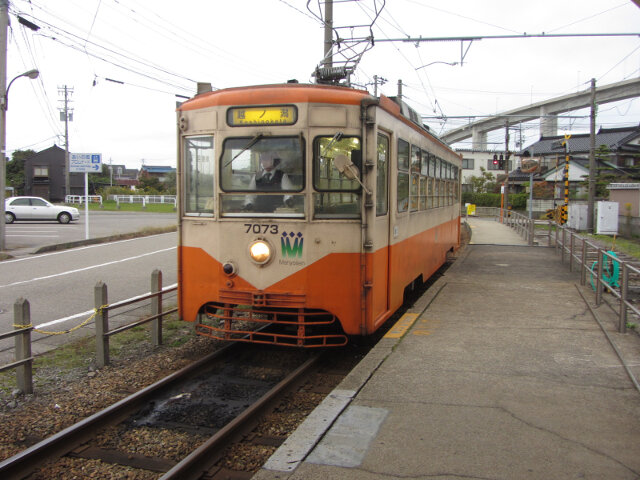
[[5, 196, 80, 224]]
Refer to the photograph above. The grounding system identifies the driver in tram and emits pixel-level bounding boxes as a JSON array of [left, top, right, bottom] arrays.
[[243, 151, 294, 212]]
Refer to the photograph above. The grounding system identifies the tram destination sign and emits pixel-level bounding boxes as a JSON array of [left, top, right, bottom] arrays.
[[70, 153, 102, 173]]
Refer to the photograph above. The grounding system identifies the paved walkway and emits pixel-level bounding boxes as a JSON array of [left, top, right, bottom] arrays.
[[254, 218, 640, 480]]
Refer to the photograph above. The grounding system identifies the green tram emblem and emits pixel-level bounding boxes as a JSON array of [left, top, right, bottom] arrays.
[[281, 231, 303, 258]]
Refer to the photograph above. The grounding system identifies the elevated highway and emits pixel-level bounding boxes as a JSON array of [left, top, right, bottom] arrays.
[[439, 77, 640, 148]]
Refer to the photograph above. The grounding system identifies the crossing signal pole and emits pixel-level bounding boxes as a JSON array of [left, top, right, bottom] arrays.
[[561, 134, 571, 225]]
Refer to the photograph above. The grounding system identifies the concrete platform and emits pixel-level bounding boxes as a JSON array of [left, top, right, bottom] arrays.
[[254, 218, 640, 480]]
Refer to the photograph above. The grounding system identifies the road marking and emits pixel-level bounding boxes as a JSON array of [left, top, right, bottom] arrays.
[[384, 313, 419, 339], [7, 234, 60, 238], [0, 246, 176, 288], [35, 283, 178, 328], [1, 232, 176, 264]]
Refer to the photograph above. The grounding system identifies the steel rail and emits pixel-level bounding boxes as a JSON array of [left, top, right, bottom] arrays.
[[159, 354, 322, 480], [0, 341, 239, 480]]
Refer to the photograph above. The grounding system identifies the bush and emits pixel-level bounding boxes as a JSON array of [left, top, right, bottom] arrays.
[[462, 192, 528, 210]]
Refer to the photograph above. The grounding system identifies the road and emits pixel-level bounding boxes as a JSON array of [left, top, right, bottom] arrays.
[[5, 210, 177, 253], [0, 213, 178, 361]]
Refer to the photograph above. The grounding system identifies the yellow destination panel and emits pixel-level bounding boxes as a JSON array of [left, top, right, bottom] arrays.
[[228, 106, 297, 126], [384, 313, 419, 339]]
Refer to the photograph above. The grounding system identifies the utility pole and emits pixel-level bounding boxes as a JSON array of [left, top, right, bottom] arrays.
[[58, 86, 73, 198], [0, 0, 7, 252], [587, 78, 596, 233], [323, 0, 333, 68], [372, 75, 387, 97], [504, 120, 510, 222]]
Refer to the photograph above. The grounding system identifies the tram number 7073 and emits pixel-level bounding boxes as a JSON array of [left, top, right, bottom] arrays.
[[244, 224, 279, 235]]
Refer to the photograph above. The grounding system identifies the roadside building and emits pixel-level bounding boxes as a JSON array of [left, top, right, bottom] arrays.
[[23, 145, 84, 202], [455, 149, 512, 193], [139, 165, 175, 184]]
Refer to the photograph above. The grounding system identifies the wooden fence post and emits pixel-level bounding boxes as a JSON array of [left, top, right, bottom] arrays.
[[151, 269, 163, 346], [14, 298, 32, 394], [95, 281, 109, 367]]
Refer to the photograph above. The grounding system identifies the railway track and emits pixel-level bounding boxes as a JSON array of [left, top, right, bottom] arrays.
[[0, 342, 363, 479]]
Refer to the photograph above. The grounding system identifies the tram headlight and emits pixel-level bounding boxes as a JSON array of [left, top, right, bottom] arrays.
[[249, 239, 272, 265]]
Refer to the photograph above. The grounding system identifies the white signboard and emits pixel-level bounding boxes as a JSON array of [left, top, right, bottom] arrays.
[[70, 153, 102, 173]]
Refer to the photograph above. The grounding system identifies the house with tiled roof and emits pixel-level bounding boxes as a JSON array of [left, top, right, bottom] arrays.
[[508, 124, 640, 196], [139, 165, 175, 183], [519, 124, 640, 171]]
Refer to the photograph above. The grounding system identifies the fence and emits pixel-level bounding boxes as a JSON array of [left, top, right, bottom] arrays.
[[65, 195, 103, 205], [552, 226, 640, 334], [0, 270, 177, 394], [108, 195, 176, 208]]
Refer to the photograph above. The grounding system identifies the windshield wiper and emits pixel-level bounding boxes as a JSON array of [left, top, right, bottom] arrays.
[[223, 133, 264, 168], [320, 132, 343, 158]]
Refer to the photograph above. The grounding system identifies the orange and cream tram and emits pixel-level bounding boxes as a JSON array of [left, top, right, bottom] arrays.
[[177, 83, 461, 347]]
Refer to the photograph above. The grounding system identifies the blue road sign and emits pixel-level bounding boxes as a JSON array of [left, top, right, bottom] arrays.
[[70, 153, 102, 173]]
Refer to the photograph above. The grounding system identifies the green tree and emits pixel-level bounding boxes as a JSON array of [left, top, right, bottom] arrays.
[[469, 167, 497, 193], [580, 145, 618, 199], [163, 171, 177, 195], [6, 149, 35, 195], [138, 174, 165, 193]]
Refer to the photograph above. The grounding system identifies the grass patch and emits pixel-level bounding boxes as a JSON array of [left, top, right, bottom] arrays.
[[70, 200, 176, 214], [0, 315, 193, 395], [586, 234, 640, 260]]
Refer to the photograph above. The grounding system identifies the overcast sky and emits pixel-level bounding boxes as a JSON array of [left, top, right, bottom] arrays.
[[4, 0, 640, 169]]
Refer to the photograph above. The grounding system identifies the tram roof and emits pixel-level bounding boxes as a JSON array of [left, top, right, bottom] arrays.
[[177, 83, 373, 112]]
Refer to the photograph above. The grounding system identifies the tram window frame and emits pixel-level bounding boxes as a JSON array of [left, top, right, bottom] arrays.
[[219, 136, 305, 193], [419, 176, 427, 210], [409, 145, 420, 212], [183, 135, 215, 217], [397, 139, 410, 213], [218, 135, 305, 217], [376, 133, 389, 216], [421, 152, 430, 176], [313, 135, 362, 219], [312, 135, 362, 192]]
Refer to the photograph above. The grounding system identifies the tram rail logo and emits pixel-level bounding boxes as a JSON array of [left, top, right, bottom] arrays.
[[281, 231, 303, 258]]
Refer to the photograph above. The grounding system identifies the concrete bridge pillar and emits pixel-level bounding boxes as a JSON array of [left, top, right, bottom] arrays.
[[540, 106, 558, 137], [472, 127, 487, 150]]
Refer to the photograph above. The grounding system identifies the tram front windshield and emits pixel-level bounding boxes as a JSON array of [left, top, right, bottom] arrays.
[[220, 136, 304, 216]]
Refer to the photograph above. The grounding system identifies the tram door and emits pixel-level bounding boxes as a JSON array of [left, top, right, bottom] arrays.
[[372, 133, 390, 325]]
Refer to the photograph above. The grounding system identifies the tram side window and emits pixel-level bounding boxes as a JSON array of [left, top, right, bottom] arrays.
[[184, 136, 214, 216], [397, 139, 409, 213], [313, 135, 362, 218], [376, 134, 389, 216], [453, 166, 460, 202], [410, 145, 420, 212]]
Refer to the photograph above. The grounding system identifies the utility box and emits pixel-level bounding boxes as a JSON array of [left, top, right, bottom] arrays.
[[568, 204, 588, 231], [596, 201, 619, 235]]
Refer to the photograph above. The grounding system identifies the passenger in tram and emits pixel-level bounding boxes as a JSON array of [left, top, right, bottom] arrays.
[[243, 151, 294, 212]]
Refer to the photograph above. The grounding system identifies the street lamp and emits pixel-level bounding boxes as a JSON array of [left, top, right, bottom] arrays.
[[0, 68, 40, 252]]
